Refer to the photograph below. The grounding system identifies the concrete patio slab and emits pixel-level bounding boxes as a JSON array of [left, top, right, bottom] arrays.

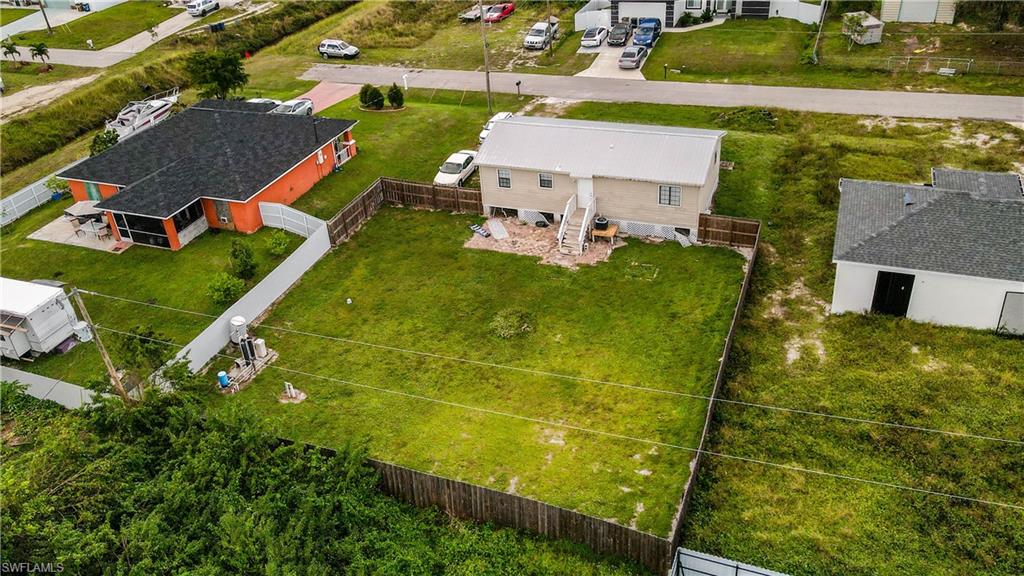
[[28, 216, 130, 253]]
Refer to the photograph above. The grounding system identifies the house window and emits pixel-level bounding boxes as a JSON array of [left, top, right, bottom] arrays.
[[115, 212, 171, 249], [658, 185, 681, 206], [538, 173, 553, 189], [497, 169, 512, 189], [171, 200, 204, 232], [686, 0, 701, 9]]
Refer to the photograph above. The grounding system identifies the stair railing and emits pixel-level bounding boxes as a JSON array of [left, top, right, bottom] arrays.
[[557, 193, 578, 252]]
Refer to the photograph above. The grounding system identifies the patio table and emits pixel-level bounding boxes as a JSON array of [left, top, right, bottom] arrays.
[[80, 220, 111, 239]]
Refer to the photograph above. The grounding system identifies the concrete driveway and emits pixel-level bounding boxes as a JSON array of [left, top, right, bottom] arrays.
[[574, 43, 644, 80], [296, 82, 361, 113]]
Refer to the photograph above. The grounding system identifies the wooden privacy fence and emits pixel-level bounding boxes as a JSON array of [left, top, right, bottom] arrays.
[[284, 436, 674, 575], [697, 214, 760, 248], [669, 218, 761, 553], [326, 177, 483, 245]]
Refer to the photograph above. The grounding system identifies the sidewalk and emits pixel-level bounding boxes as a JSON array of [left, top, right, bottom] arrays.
[[302, 64, 1024, 121]]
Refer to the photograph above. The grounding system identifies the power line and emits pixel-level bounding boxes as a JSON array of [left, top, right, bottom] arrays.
[[92, 324, 1024, 511], [82, 290, 1024, 447]]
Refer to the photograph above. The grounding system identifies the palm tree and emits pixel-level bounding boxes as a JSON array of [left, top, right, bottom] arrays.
[[29, 42, 49, 64], [1, 41, 20, 63]]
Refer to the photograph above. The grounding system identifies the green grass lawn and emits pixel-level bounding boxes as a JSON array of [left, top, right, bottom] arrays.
[[0, 200, 303, 386], [290, 89, 524, 219], [547, 101, 1024, 574], [223, 207, 746, 536], [11, 1, 179, 50], [642, 18, 1024, 95], [0, 60, 96, 96], [0, 6, 34, 25], [251, 0, 595, 80]]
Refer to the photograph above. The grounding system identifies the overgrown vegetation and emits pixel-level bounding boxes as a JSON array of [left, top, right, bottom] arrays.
[[185, 50, 249, 99], [0, 381, 645, 575], [89, 129, 119, 157]]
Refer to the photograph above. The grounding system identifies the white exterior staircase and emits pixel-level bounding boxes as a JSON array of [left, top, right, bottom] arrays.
[[557, 194, 595, 255]]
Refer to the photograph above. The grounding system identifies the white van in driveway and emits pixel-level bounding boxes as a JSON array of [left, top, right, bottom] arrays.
[[187, 0, 219, 17]]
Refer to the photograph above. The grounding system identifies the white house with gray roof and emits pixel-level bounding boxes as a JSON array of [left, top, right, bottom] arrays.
[[475, 116, 724, 253], [831, 168, 1023, 334]]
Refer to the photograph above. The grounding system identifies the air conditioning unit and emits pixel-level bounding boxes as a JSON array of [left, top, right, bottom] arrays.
[[219, 216, 229, 224], [317, 150, 324, 164]]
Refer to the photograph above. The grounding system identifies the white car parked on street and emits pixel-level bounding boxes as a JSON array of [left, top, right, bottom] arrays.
[[479, 111, 513, 143], [318, 39, 360, 59], [270, 98, 313, 116], [434, 150, 477, 187]]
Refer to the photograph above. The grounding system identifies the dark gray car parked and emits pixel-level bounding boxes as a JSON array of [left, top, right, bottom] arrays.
[[608, 22, 632, 46]]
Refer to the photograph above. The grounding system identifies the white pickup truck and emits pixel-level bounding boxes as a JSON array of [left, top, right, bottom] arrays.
[[523, 17, 559, 50]]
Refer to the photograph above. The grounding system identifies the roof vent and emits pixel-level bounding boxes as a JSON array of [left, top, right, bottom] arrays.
[[903, 191, 914, 206], [608, 143, 614, 150]]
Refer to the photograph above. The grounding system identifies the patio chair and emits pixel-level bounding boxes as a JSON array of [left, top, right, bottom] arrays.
[[70, 218, 86, 238]]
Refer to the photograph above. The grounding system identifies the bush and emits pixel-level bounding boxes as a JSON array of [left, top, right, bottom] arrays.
[[700, 7, 713, 23], [89, 129, 119, 156], [230, 238, 257, 280], [45, 175, 71, 199], [207, 272, 245, 305], [363, 86, 385, 110], [387, 82, 404, 109], [358, 83, 373, 106], [489, 307, 534, 339], [266, 229, 290, 257], [677, 13, 695, 27]]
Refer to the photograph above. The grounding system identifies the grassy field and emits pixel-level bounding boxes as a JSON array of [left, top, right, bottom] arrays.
[[543, 101, 1024, 574], [642, 18, 1024, 95], [222, 207, 746, 536], [289, 89, 523, 218], [0, 131, 93, 198], [0, 60, 96, 96], [251, 0, 596, 78], [0, 6, 34, 25], [11, 1, 179, 50], [0, 200, 302, 386]]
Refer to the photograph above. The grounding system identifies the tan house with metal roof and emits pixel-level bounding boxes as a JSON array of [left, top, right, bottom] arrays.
[[474, 117, 725, 254]]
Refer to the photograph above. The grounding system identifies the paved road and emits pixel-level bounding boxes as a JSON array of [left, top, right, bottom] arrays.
[[303, 64, 1024, 121]]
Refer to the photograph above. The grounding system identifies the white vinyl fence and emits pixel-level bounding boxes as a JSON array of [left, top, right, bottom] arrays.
[[0, 365, 99, 409], [574, 0, 611, 31], [770, 0, 822, 25], [671, 548, 789, 576], [173, 217, 332, 372], [1, 158, 86, 227], [258, 202, 325, 238]]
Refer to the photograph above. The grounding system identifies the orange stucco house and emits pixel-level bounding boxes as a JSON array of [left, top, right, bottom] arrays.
[[58, 99, 357, 250]]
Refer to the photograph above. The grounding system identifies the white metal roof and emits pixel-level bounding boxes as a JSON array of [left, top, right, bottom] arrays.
[[0, 277, 65, 316], [475, 116, 725, 186]]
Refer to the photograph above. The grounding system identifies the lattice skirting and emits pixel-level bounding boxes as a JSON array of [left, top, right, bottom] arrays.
[[606, 219, 681, 241], [517, 209, 547, 224]]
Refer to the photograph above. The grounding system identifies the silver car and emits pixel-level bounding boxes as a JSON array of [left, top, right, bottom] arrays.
[[618, 45, 648, 69]]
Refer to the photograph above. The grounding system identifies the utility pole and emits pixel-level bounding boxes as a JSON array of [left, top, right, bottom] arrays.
[[38, 0, 53, 35], [546, 0, 553, 57], [70, 288, 134, 405], [477, 0, 493, 114]]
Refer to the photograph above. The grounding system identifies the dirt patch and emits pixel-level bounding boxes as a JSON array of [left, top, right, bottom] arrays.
[[635, 468, 652, 477], [518, 96, 582, 116], [945, 124, 1001, 148], [543, 428, 566, 445], [922, 356, 948, 372], [1, 72, 102, 121], [857, 116, 944, 131], [784, 334, 826, 365], [464, 217, 623, 270], [507, 476, 520, 494], [763, 278, 829, 321], [629, 501, 646, 529]]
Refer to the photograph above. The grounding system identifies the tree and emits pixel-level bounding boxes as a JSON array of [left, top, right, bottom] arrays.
[[90, 129, 120, 156], [363, 85, 384, 110], [358, 83, 374, 107], [29, 42, 49, 64], [387, 83, 404, 109], [1, 40, 20, 63], [184, 50, 248, 99], [45, 176, 70, 198], [230, 238, 257, 280], [265, 229, 290, 257], [207, 272, 245, 305], [842, 12, 868, 51]]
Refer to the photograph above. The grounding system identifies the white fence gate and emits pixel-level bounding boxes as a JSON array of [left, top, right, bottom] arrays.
[[671, 548, 789, 576], [1, 158, 86, 227], [259, 202, 325, 238]]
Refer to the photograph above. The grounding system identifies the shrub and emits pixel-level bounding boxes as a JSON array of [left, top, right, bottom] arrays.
[[489, 307, 534, 339], [700, 7, 713, 22], [89, 129, 119, 157], [387, 82, 404, 109], [677, 13, 695, 27], [207, 272, 245, 305], [230, 238, 257, 280], [266, 229, 290, 257], [358, 83, 374, 106], [45, 175, 70, 199], [363, 86, 384, 110]]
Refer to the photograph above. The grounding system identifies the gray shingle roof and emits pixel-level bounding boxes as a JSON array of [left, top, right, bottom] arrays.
[[475, 116, 725, 187], [60, 102, 356, 218], [932, 168, 1023, 200], [834, 178, 1024, 282]]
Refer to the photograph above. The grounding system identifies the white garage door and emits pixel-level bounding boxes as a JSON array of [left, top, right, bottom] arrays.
[[897, 0, 938, 22], [619, 1, 667, 25]]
